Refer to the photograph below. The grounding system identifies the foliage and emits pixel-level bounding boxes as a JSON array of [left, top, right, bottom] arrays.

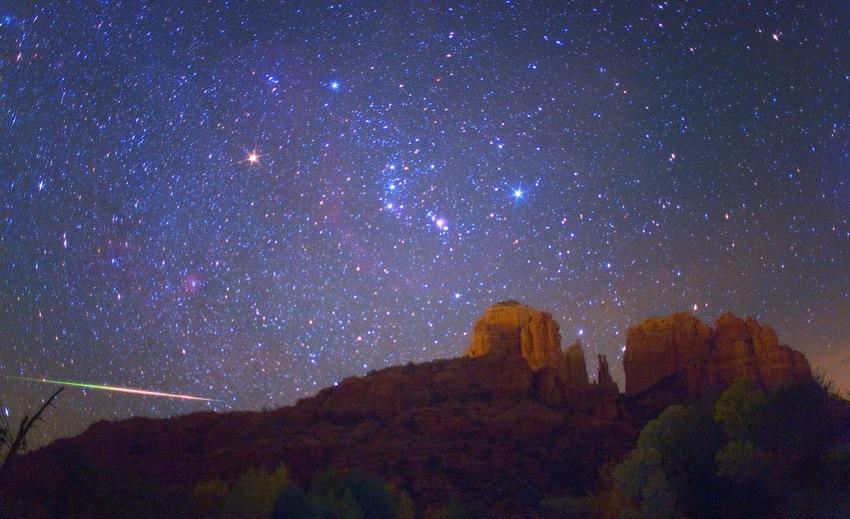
[[428, 501, 490, 519], [714, 379, 766, 440], [192, 464, 289, 519], [613, 403, 722, 518], [191, 465, 416, 519], [222, 465, 290, 518], [714, 440, 763, 482], [270, 484, 314, 519], [303, 469, 409, 519], [607, 377, 850, 519], [191, 479, 229, 517]]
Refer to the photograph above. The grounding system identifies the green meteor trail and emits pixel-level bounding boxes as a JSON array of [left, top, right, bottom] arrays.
[[6, 376, 222, 402]]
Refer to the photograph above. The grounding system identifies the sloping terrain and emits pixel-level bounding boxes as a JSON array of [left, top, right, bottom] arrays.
[[0, 349, 633, 517]]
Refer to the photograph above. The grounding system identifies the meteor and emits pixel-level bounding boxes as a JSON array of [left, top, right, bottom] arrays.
[[5, 376, 222, 402]]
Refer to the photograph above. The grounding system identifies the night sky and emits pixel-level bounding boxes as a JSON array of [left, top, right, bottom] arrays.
[[1, 1, 848, 445]]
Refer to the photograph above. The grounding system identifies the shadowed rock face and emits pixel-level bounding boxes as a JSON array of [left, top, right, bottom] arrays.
[[597, 354, 617, 392], [564, 340, 589, 385], [624, 312, 812, 395], [623, 313, 712, 395]]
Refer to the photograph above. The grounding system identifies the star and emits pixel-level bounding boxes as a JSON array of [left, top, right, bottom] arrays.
[[2, 0, 845, 447]]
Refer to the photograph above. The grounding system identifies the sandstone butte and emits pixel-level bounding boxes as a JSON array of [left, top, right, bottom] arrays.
[[465, 301, 811, 398], [465, 300, 597, 387], [623, 310, 812, 395]]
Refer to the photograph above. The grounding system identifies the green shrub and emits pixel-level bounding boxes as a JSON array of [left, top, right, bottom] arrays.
[[191, 479, 229, 517], [271, 484, 314, 519], [222, 465, 290, 519]]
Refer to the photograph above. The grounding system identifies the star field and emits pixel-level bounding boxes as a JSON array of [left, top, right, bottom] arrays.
[[0, 1, 848, 444]]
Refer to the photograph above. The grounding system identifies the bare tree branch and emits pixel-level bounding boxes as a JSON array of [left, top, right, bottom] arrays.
[[0, 387, 63, 482]]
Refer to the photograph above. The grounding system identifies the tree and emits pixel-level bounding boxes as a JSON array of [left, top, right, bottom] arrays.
[[308, 469, 398, 519], [430, 501, 490, 519], [713, 379, 765, 441], [614, 404, 722, 519], [221, 464, 290, 519], [0, 387, 63, 482], [271, 484, 314, 519], [191, 478, 229, 517]]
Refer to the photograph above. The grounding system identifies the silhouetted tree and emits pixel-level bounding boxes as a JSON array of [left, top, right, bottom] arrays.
[[0, 387, 63, 482], [271, 484, 314, 519]]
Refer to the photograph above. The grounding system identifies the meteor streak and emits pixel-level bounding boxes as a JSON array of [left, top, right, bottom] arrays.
[[5, 376, 222, 402]]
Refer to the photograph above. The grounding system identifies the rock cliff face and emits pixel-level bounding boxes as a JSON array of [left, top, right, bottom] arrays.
[[564, 341, 589, 385], [597, 354, 618, 392], [466, 301, 563, 371], [465, 301, 592, 388], [624, 312, 812, 395], [623, 313, 712, 395]]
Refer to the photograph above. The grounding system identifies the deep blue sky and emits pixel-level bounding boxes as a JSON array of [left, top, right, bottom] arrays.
[[1, 1, 847, 444]]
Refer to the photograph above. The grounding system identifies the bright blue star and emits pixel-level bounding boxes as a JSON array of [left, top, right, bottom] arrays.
[[512, 188, 524, 200], [329, 81, 340, 91]]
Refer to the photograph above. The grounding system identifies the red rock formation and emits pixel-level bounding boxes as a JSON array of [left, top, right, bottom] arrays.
[[0, 306, 820, 518], [624, 312, 812, 395], [466, 301, 563, 371], [465, 301, 594, 390], [596, 354, 618, 392], [564, 340, 589, 385]]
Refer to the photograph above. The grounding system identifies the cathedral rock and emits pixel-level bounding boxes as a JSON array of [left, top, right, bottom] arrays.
[[465, 302, 812, 398], [0, 303, 823, 517]]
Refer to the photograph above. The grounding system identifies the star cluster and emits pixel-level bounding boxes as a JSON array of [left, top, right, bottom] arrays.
[[0, 1, 848, 444]]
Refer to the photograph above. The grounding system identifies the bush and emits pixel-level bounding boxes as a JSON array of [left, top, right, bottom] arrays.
[[222, 465, 290, 519], [271, 484, 314, 519], [614, 403, 723, 518], [191, 479, 229, 517], [715, 440, 763, 482], [308, 469, 399, 519], [193, 464, 289, 519], [714, 379, 766, 440], [611, 377, 850, 519], [270, 468, 416, 519]]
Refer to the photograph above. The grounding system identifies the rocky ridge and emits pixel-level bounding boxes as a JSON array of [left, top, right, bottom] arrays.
[[624, 311, 812, 395], [0, 304, 816, 517], [0, 345, 629, 518]]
